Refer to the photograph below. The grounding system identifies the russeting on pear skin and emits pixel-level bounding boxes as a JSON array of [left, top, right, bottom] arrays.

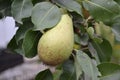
[[37, 13, 74, 66]]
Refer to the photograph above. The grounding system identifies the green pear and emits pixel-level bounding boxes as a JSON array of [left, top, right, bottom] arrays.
[[38, 13, 74, 65]]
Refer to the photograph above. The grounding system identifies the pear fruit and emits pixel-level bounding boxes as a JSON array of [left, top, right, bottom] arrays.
[[38, 13, 74, 65]]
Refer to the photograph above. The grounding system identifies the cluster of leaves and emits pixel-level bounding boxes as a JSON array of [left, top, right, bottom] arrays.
[[1, 0, 120, 80]]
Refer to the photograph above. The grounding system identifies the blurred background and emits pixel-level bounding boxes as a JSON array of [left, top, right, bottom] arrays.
[[0, 17, 48, 80], [0, 17, 17, 48]]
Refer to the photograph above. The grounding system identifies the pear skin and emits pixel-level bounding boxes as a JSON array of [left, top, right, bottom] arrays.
[[38, 14, 74, 65]]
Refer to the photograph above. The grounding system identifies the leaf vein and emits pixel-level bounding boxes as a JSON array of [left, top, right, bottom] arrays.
[[38, 5, 55, 28], [87, 1, 114, 14]]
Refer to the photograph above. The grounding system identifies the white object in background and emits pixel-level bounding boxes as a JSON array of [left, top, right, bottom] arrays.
[[0, 17, 18, 48]]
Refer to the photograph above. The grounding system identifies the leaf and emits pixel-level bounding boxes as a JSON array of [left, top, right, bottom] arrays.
[[88, 42, 100, 64], [32, 0, 45, 5], [35, 69, 53, 80], [74, 33, 89, 46], [7, 36, 24, 55], [83, 0, 120, 22], [100, 71, 120, 80], [22, 30, 42, 58], [112, 26, 120, 42], [60, 60, 76, 80], [11, 0, 33, 24], [114, 0, 120, 5], [7, 36, 18, 51], [0, 0, 12, 18], [14, 39, 24, 55], [112, 15, 120, 26], [74, 34, 81, 44], [32, 2, 61, 31], [53, 0, 83, 16], [97, 63, 120, 76], [94, 22, 115, 46], [80, 33, 89, 45], [91, 39, 112, 62], [53, 70, 62, 80], [15, 18, 33, 43], [112, 43, 120, 59], [74, 55, 83, 80], [76, 50, 99, 80], [98, 63, 120, 79]]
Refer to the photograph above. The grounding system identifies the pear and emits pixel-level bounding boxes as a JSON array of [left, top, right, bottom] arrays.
[[38, 13, 74, 65]]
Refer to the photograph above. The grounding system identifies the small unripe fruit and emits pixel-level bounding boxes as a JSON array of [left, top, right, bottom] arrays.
[[38, 14, 74, 65]]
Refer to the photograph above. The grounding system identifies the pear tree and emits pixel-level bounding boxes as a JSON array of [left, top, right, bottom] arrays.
[[1, 0, 120, 80]]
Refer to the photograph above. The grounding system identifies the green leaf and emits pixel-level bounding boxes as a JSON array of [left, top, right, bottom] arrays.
[[15, 18, 33, 43], [100, 71, 120, 80], [35, 69, 53, 80], [88, 42, 100, 64], [32, 0, 45, 5], [76, 50, 99, 80], [11, 0, 33, 24], [94, 22, 115, 46], [53, 70, 62, 80], [60, 60, 76, 80], [112, 26, 120, 42], [74, 33, 89, 46], [114, 0, 120, 5], [7, 36, 24, 55], [112, 15, 120, 26], [0, 0, 12, 18], [83, 0, 120, 22], [15, 39, 24, 55], [97, 63, 120, 76], [53, 0, 83, 16], [99, 63, 120, 80], [7, 36, 18, 51], [74, 34, 81, 44], [91, 39, 112, 62], [74, 54, 82, 80], [76, 0, 84, 3], [32, 2, 61, 31], [22, 30, 42, 58]]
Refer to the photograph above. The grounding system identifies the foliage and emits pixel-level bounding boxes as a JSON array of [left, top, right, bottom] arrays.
[[1, 0, 120, 80]]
